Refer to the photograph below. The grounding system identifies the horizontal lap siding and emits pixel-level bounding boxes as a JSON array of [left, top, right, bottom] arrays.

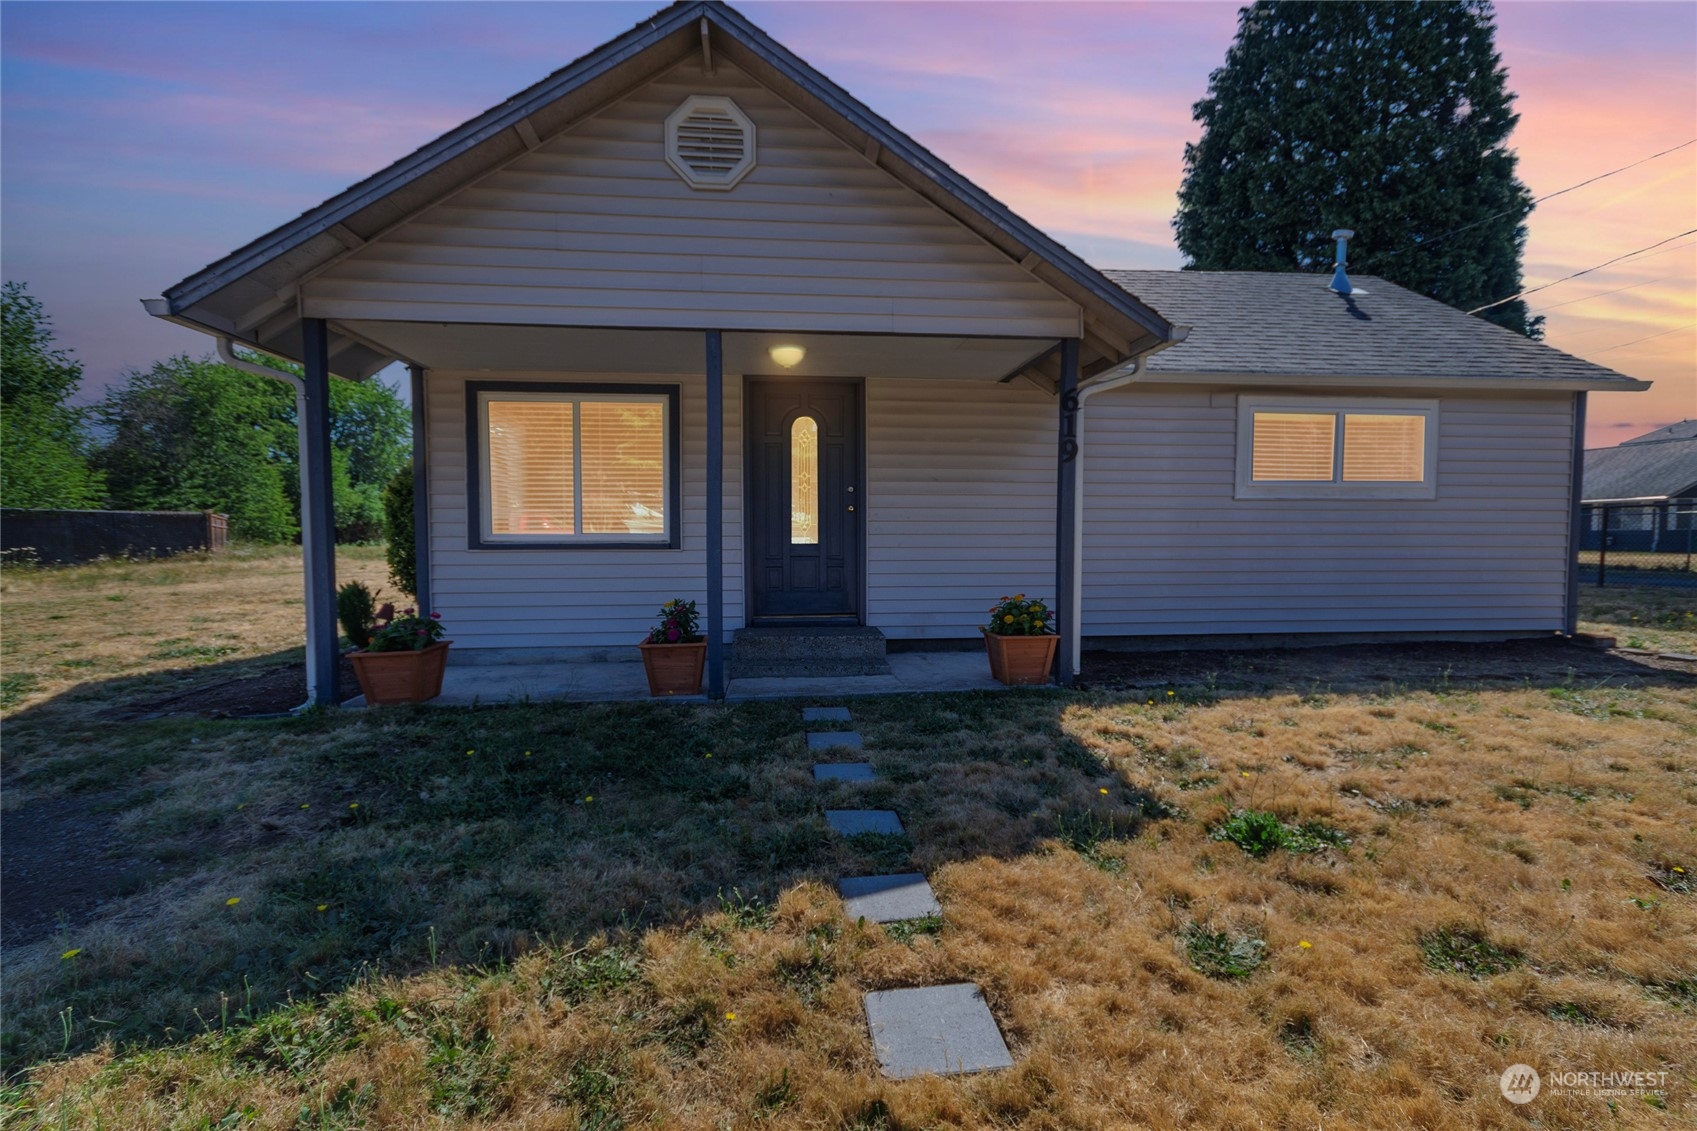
[[426, 371, 742, 651], [1082, 388, 1576, 636], [309, 59, 1077, 339], [866, 379, 1056, 638]]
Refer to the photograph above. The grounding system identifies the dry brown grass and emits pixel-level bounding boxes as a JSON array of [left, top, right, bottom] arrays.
[[10, 677, 1695, 1128], [0, 544, 390, 716], [3, 565, 1694, 1128]]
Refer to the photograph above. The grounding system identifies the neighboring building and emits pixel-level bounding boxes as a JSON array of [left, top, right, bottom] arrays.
[[1581, 421, 1697, 552], [143, 0, 1647, 704]]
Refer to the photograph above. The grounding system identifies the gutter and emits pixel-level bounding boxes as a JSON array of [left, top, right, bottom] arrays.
[[215, 337, 319, 715], [1060, 327, 1190, 676]]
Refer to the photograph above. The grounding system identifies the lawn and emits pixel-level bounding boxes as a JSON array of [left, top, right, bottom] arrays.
[[1, 549, 1694, 1129]]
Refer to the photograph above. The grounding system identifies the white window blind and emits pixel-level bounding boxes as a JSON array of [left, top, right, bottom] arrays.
[[482, 393, 668, 541], [1251, 412, 1336, 481], [1343, 414, 1425, 482], [1237, 399, 1437, 499]]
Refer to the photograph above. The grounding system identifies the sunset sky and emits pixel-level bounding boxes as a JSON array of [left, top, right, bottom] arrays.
[[2, 1, 1692, 446]]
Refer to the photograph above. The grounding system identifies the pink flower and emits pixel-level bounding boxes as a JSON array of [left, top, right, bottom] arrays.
[[666, 627, 680, 642], [430, 612, 441, 620]]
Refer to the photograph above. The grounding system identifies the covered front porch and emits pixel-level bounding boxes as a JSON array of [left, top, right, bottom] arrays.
[[315, 320, 1124, 704]]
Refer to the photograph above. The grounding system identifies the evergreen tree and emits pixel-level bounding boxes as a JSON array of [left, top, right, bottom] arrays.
[[0, 282, 106, 507], [1174, 0, 1542, 337]]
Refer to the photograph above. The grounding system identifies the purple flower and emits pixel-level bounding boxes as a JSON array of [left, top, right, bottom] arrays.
[[430, 612, 441, 620], [666, 627, 680, 642]]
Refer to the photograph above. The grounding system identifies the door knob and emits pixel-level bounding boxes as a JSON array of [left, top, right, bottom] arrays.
[[847, 505, 856, 512]]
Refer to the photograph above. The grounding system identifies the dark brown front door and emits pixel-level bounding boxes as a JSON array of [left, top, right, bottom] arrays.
[[747, 378, 861, 621]]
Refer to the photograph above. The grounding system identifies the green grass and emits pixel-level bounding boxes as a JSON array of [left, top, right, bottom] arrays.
[[1180, 922, 1266, 980], [1210, 809, 1351, 858], [1418, 925, 1525, 979]]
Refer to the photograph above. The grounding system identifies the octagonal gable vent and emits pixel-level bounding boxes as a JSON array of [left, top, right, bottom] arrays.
[[665, 95, 757, 191]]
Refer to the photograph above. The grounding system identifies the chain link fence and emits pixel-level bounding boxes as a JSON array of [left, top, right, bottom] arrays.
[[1578, 502, 1697, 587]]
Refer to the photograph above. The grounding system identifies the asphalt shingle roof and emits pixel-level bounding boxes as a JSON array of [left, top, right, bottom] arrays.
[[1103, 270, 1642, 386], [1582, 420, 1697, 501]]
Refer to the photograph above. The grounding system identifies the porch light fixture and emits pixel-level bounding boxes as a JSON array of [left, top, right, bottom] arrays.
[[769, 345, 806, 369]]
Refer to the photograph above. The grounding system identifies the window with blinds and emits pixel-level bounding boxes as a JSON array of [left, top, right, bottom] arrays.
[[478, 389, 670, 543], [1238, 399, 1437, 499]]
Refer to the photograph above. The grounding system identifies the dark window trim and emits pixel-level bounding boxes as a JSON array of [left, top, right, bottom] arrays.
[[465, 380, 682, 551]]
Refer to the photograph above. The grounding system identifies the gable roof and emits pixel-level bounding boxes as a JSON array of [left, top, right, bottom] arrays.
[[1102, 270, 1649, 391], [1582, 420, 1697, 502], [149, 0, 1174, 378]]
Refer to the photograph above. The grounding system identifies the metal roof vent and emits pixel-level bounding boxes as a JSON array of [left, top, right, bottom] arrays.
[[1328, 229, 1367, 296], [665, 95, 756, 191]]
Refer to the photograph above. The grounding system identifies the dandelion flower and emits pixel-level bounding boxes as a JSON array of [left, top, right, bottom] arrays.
[[1676, 866, 1686, 874], [524, 750, 532, 758], [466, 749, 475, 756], [1099, 787, 1109, 795], [1146, 699, 1154, 706], [1167, 691, 1176, 698], [317, 904, 328, 912], [226, 897, 241, 906], [1241, 771, 1252, 778], [300, 803, 310, 809], [585, 795, 594, 803], [1299, 940, 1313, 950], [725, 1012, 736, 1021], [61, 948, 81, 960]]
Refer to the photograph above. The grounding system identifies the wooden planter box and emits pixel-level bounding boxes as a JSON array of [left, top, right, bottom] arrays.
[[984, 632, 1059, 686], [349, 640, 451, 705], [639, 640, 706, 696]]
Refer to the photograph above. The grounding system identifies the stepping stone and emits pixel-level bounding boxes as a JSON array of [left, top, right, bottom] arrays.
[[1661, 652, 1697, 662], [839, 873, 941, 923], [826, 809, 904, 836], [814, 762, 876, 782], [807, 731, 863, 751], [863, 983, 1014, 1079], [803, 706, 853, 723]]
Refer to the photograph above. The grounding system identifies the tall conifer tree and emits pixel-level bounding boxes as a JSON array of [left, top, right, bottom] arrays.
[[1174, 0, 1541, 337]]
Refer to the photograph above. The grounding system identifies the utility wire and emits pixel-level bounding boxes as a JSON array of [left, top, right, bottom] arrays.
[[1588, 325, 1691, 356], [1530, 273, 1676, 314], [1467, 229, 1697, 315], [1378, 137, 1696, 258]]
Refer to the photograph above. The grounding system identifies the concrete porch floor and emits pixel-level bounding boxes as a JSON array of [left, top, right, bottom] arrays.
[[345, 650, 1014, 708]]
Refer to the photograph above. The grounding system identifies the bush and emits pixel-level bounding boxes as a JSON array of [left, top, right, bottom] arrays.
[[383, 466, 416, 601], [337, 581, 377, 649]]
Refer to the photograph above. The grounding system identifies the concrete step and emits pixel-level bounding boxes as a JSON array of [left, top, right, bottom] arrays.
[[729, 625, 890, 678]]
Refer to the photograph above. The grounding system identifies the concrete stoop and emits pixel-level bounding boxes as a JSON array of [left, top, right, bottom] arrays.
[[728, 625, 890, 678]]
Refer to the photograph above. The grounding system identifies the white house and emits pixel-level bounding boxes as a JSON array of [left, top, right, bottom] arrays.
[[145, 0, 1646, 703]]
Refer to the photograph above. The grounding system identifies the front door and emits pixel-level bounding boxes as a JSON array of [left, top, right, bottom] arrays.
[[747, 378, 861, 621]]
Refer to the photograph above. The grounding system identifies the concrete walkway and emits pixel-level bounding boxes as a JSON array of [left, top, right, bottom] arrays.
[[347, 649, 1010, 708]]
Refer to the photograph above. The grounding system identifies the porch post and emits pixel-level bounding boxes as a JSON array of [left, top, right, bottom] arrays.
[[1565, 391, 1586, 635], [300, 318, 339, 707], [1056, 338, 1081, 686], [705, 330, 726, 699], [408, 364, 432, 616]]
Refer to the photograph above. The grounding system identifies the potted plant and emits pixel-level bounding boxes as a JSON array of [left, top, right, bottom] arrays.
[[341, 582, 451, 705], [639, 598, 705, 696], [981, 594, 1058, 686]]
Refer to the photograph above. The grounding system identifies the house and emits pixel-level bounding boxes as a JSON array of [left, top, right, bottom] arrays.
[[1581, 420, 1697, 553], [143, 0, 1647, 705]]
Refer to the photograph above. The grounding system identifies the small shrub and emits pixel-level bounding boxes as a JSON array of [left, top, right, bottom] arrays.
[[1056, 811, 1136, 873], [1419, 925, 1524, 979], [337, 580, 378, 649], [716, 887, 774, 931], [1181, 922, 1265, 979], [383, 466, 416, 600]]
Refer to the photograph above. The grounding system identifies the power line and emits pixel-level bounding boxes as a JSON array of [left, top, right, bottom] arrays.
[[1467, 229, 1697, 315], [1530, 273, 1677, 314], [1379, 137, 1697, 258], [1588, 325, 1692, 356]]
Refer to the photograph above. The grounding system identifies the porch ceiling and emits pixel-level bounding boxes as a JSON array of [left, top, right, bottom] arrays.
[[339, 321, 1058, 381]]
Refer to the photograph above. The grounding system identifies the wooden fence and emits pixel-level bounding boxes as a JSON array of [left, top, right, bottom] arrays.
[[1, 509, 229, 565]]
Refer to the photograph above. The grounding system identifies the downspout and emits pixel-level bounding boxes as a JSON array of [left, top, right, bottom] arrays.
[[1065, 328, 1190, 677], [216, 338, 321, 713]]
